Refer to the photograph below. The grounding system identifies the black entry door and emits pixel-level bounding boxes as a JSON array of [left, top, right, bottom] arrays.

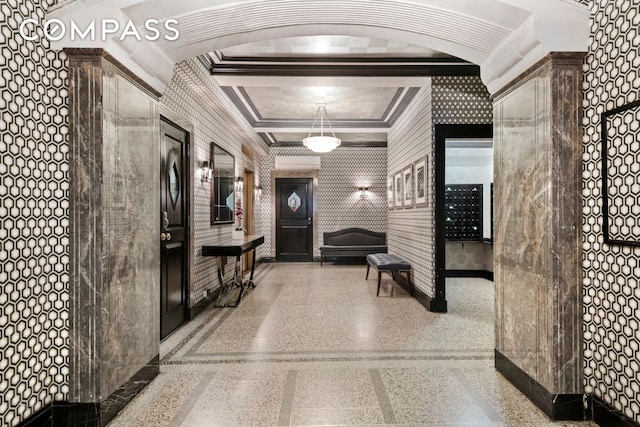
[[276, 178, 313, 261], [160, 118, 188, 339]]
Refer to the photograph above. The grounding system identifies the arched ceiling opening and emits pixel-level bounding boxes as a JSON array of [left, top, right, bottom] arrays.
[[48, 0, 588, 150], [49, 0, 589, 94]]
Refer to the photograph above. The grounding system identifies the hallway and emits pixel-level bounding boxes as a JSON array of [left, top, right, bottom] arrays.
[[109, 264, 595, 426]]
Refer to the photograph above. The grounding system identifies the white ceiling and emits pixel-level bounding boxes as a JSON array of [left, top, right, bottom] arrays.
[[50, 0, 590, 152], [220, 36, 454, 58], [51, 0, 590, 95], [243, 86, 399, 120]]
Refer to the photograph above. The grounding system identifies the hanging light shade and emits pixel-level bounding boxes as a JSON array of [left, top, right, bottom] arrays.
[[303, 104, 341, 153]]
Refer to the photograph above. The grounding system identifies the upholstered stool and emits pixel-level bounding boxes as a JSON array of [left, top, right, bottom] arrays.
[[365, 253, 412, 296]]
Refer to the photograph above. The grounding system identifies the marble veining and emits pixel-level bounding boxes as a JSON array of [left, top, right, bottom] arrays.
[[493, 54, 584, 395], [68, 51, 161, 413]]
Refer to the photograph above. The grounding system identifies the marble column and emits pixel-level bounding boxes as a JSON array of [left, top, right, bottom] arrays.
[[493, 53, 585, 420], [67, 49, 161, 425]]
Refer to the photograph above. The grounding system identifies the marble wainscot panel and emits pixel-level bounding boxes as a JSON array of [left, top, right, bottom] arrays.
[[67, 49, 161, 426], [493, 53, 584, 419]]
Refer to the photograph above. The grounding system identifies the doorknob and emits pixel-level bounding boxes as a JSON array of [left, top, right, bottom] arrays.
[[166, 232, 172, 241], [160, 233, 167, 241], [162, 211, 169, 231]]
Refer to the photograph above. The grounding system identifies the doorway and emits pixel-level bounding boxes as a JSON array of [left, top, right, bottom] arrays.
[[160, 117, 189, 339], [434, 124, 493, 312], [275, 178, 314, 261], [243, 169, 255, 272]]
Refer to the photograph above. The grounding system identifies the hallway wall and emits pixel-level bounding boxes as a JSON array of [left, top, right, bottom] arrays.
[[161, 58, 263, 307], [0, 0, 69, 425], [387, 82, 434, 296], [583, 0, 640, 422], [387, 76, 492, 298], [258, 146, 387, 259]]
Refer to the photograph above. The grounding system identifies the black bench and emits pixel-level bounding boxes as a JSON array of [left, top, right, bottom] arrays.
[[320, 228, 387, 266], [366, 253, 412, 296]]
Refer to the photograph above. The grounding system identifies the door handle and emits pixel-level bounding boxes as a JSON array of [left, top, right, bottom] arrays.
[[161, 233, 167, 241], [162, 211, 169, 231], [166, 232, 172, 241]]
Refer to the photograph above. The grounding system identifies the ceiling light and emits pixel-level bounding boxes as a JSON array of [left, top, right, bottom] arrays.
[[303, 104, 341, 153]]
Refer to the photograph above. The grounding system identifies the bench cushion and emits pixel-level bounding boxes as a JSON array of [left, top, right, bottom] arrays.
[[366, 253, 411, 272]]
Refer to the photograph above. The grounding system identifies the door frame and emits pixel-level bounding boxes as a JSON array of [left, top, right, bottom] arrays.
[[270, 170, 319, 260], [243, 168, 255, 272], [159, 112, 192, 328], [434, 124, 493, 313]]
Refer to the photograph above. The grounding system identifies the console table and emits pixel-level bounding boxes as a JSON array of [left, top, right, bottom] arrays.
[[202, 235, 265, 307]]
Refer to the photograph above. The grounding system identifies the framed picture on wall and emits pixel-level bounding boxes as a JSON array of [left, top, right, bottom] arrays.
[[403, 165, 413, 207], [414, 156, 427, 207], [387, 176, 393, 209], [602, 98, 640, 246], [394, 171, 403, 208]]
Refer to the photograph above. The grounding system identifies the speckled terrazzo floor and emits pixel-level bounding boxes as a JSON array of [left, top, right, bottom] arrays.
[[109, 263, 596, 427]]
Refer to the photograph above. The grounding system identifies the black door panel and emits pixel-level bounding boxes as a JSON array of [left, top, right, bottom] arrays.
[[160, 118, 188, 339], [276, 178, 313, 261]]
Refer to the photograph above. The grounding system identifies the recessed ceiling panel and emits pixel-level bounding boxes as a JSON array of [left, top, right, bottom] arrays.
[[244, 87, 398, 120], [220, 36, 454, 58], [269, 132, 387, 143]]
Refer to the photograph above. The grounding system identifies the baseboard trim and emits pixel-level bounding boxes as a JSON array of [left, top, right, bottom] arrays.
[[495, 350, 586, 421], [18, 402, 54, 426], [593, 395, 640, 427], [393, 273, 447, 313], [18, 355, 159, 427], [445, 269, 494, 281], [189, 287, 222, 319]]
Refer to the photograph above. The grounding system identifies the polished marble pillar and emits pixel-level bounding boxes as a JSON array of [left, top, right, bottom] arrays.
[[67, 49, 161, 425], [493, 53, 585, 420]]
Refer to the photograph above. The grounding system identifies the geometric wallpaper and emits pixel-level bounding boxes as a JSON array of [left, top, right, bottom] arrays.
[[258, 146, 388, 259], [387, 76, 492, 298], [583, 0, 640, 422], [161, 58, 263, 307], [432, 76, 493, 126], [0, 0, 69, 425], [602, 103, 640, 243]]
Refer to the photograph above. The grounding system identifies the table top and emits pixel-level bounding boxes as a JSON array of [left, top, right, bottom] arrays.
[[202, 235, 265, 256]]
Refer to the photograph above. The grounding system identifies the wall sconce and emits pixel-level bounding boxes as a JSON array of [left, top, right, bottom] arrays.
[[255, 185, 263, 198], [359, 187, 369, 199], [200, 161, 211, 183], [235, 176, 244, 192]]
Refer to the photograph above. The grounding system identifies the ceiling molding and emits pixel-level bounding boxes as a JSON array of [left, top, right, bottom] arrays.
[[269, 140, 387, 148], [220, 83, 419, 144], [215, 52, 469, 64], [210, 62, 480, 77], [48, 0, 589, 95], [385, 88, 420, 126]]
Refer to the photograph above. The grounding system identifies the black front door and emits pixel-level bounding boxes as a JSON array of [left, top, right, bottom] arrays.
[[276, 178, 313, 261], [160, 118, 188, 339]]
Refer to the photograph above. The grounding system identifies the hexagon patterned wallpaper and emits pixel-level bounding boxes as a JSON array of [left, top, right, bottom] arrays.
[[583, 0, 640, 422], [258, 146, 387, 259], [0, 0, 69, 425], [602, 104, 640, 243]]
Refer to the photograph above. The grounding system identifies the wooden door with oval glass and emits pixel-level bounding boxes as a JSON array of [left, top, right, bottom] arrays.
[[160, 118, 188, 339], [276, 178, 313, 261]]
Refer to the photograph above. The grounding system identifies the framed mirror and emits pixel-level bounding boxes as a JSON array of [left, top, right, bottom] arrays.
[[210, 142, 235, 225]]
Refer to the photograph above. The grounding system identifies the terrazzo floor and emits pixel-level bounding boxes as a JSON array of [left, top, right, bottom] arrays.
[[109, 263, 597, 427]]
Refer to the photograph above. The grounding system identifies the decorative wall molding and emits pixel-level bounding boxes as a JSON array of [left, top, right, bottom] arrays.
[[48, 0, 589, 95]]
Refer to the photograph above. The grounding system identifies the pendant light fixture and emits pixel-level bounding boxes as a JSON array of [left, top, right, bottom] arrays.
[[302, 104, 341, 153]]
